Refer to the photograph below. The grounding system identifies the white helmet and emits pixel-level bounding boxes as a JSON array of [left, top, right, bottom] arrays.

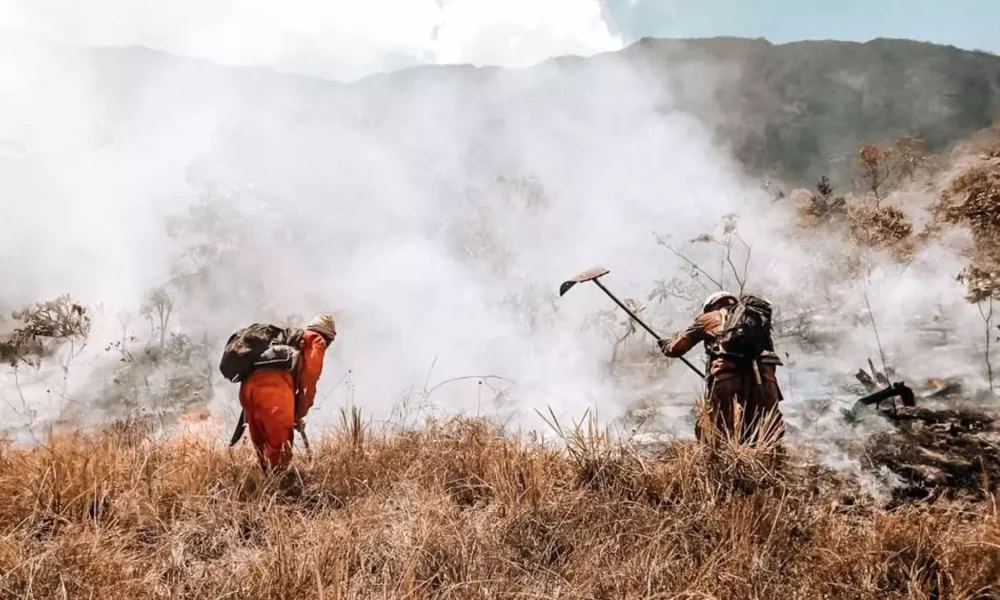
[[702, 291, 737, 313]]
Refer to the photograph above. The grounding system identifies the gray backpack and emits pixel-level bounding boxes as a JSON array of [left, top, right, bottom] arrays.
[[219, 323, 303, 383], [716, 295, 774, 361]]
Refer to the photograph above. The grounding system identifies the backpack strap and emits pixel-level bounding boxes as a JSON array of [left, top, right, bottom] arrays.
[[704, 306, 732, 362]]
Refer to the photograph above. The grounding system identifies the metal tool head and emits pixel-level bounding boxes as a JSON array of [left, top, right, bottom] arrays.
[[228, 410, 247, 447], [559, 266, 610, 297]]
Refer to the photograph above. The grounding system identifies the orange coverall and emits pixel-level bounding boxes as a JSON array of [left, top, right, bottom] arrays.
[[661, 309, 784, 445], [238, 329, 328, 471]]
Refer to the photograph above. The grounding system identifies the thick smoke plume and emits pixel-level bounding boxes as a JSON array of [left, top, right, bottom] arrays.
[[0, 0, 622, 80], [0, 4, 995, 479]]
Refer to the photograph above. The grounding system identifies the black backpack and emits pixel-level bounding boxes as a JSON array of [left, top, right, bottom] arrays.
[[716, 295, 774, 361], [219, 323, 304, 383]]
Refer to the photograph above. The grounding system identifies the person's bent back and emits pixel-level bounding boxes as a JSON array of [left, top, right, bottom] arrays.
[[659, 292, 784, 445], [238, 313, 336, 472]]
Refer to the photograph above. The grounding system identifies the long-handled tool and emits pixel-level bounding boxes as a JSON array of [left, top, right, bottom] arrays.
[[295, 420, 313, 459], [293, 389, 313, 460], [229, 410, 247, 446], [559, 266, 705, 378]]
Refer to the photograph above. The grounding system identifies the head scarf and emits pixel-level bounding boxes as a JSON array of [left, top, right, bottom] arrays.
[[305, 313, 336, 341]]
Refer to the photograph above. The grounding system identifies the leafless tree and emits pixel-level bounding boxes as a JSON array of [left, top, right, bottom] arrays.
[[654, 214, 753, 297], [718, 224, 753, 296], [978, 298, 995, 393], [584, 300, 647, 374], [857, 143, 893, 207], [654, 233, 721, 291], [141, 287, 174, 348]]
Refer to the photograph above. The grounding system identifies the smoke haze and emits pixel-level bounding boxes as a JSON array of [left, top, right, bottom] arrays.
[[0, 3, 993, 471], [0, 0, 622, 80]]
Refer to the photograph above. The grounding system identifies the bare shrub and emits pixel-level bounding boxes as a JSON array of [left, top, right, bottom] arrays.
[[654, 214, 754, 294], [99, 329, 214, 421], [894, 135, 927, 181], [584, 299, 652, 374], [0, 295, 90, 368]]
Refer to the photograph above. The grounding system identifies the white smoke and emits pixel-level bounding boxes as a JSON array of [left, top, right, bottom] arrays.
[[0, 3, 993, 462], [0, 0, 623, 80]]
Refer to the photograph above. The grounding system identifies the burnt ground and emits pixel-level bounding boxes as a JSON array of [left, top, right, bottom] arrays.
[[860, 404, 1000, 507], [610, 375, 1000, 509], [816, 369, 1000, 506]]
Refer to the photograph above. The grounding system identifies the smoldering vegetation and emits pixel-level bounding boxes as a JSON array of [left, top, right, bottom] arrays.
[[3, 33, 1000, 494], [3, 29, 1000, 598]]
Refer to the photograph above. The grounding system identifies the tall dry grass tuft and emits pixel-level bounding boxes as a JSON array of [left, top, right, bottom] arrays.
[[1, 415, 998, 599]]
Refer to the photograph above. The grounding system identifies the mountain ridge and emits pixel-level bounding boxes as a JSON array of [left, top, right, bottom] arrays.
[[3, 30, 1000, 185]]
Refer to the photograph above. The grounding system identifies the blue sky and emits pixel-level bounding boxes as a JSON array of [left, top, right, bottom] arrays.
[[605, 0, 1000, 56]]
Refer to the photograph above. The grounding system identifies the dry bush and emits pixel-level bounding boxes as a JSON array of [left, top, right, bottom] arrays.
[[858, 143, 894, 206], [856, 137, 927, 207], [847, 204, 916, 261], [933, 160, 1000, 301], [792, 197, 915, 269], [793, 187, 847, 228], [893, 136, 928, 182], [1, 417, 998, 599], [937, 163, 1000, 250], [793, 138, 928, 265], [0, 295, 90, 368]]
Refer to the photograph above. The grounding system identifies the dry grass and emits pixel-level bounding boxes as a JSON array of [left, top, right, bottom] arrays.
[[1, 416, 999, 600]]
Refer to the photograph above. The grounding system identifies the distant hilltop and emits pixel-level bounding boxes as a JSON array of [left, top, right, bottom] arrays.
[[2, 31, 999, 185]]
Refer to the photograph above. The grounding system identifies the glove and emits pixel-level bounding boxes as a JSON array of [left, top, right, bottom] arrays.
[[657, 339, 671, 356]]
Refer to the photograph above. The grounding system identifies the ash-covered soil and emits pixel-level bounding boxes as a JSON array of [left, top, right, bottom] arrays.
[[861, 404, 1000, 505], [846, 377, 1000, 506], [635, 374, 1000, 508]]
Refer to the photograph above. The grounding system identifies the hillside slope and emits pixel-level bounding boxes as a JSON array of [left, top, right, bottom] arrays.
[[621, 37, 1000, 181], [3, 33, 999, 186]]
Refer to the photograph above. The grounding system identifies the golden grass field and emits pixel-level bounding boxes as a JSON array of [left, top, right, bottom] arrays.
[[1, 412, 998, 599]]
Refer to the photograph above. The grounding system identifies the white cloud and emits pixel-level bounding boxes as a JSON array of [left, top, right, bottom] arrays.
[[0, 0, 623, 80]]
